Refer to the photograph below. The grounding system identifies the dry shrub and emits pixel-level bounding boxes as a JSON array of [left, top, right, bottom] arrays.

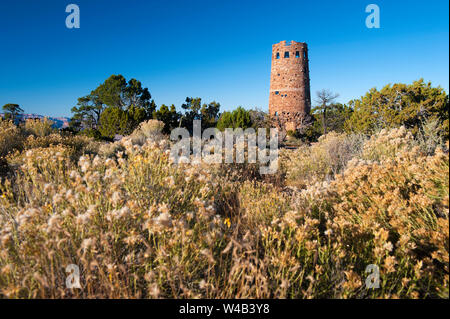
[[0, 120, 24, 176], [98, 141, 126, 158], [0, 120, 24, 159], [285, 132, 365, 188], [24, 118, 55, 137], [0, 139, 223, 298], [237, 181, 291, 229], [415, 117, 447, 155], [130, 119, 165, 145], [361, 126, 415, 162], [315, 145, 449, 298], [20, 134, 100, 162], [0, 127, 448, 299]]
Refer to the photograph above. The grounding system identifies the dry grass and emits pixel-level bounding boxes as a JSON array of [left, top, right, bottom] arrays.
[[0, 120, 24, 159], [0, 124, 448, 298], [24, 118, 55, 137], [283, 132, 366, 188]]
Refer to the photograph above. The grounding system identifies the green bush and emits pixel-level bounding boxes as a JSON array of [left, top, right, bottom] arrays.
[[345, 79, 449, 137], [217, 107, 252, 131]]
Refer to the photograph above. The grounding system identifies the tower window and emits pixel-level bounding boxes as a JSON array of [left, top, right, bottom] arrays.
[[295, 51, 300, 58], [303, 50, 307, 59], [275, 112, 278, 117], [284, 51, 289, 58], [275, 91, 279, 95], [276, 52, 280, 59]]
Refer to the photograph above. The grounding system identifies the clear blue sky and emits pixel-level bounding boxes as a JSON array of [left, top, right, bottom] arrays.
[[0, 0, 448, 117]]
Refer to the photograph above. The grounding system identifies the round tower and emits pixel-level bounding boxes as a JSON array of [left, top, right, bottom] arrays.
[[269, 40, 311, 131]]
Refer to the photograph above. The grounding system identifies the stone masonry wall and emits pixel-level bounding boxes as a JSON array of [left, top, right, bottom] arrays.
[[269, 41, 311, 131]]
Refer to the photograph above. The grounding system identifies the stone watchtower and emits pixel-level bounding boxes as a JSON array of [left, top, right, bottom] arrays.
[[269, 41, 311, 131]]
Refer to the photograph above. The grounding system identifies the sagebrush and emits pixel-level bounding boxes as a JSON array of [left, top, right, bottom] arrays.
[[0, 123, 448, 298]]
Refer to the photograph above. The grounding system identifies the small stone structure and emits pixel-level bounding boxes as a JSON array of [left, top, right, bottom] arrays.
[[269, 41, 311, 132]]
